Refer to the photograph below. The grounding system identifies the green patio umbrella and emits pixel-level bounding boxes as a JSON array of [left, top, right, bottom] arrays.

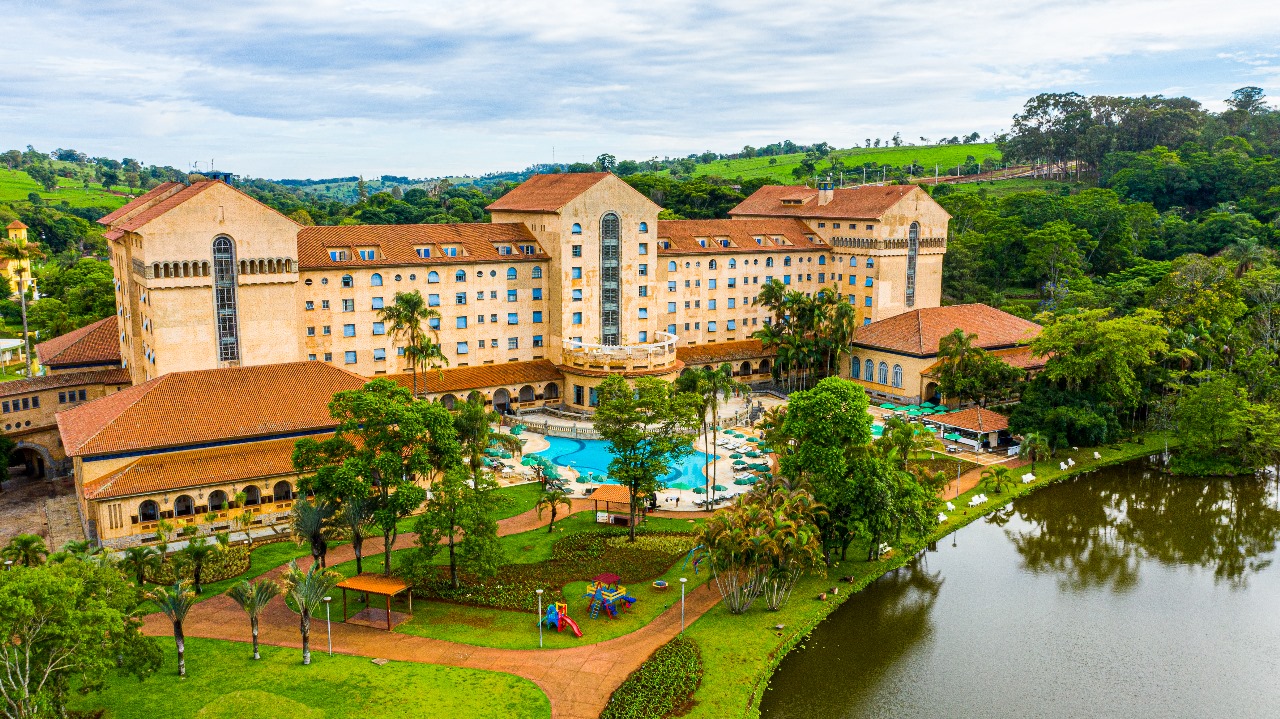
[[733, 478, 753, 485], [748, 437, 760, 443], [730, 452, 743, 459], [920, 402, 935, 408], [510, 424, 525, 435], [746, 451, 761, 458], [543, 466, 561, 480], [575, 476, 591, 484], [692, 487, 706, 494], [713, 484, 728, 492], [879, 403, 897, 409], [906, 410, 922, 416], [944, 432, 963, 441]]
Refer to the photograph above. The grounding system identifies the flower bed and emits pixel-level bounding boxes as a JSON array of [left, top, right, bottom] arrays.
[[600, 636, 703, 719], [147, 546, 250, 585]]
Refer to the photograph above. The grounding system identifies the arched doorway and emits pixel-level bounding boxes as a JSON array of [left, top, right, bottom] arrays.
[[924, 382, 941, 404], [440, 393, 457, 409], [544, 382, 560, 400], [273, 481, 293, 501], [207, 490, 228, 511], [8, 442, 54, 480], [467, 390, 484, 405], [493, 388, 511, 414], [243, 486, 261, 506], [739, 361, 752, 377], [518, 385, 536, 403], [758, 359, 771, 376], [174, 495, 195, 517], [138, 500, 159, 523]]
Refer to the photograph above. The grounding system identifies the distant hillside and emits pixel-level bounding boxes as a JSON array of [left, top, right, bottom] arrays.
[[675, 143, 1002, 184], [0, 167, 135, 211]]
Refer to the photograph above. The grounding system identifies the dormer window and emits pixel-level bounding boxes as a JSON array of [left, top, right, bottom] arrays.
[[498, 245, 513, 255], [415, 247, 432, 258], [358, 248, 376, 261], [328, 249, 349, 261], [755, 237, 764, 245], [442, 246, 460, 257], [698, 239, 707, 248], [519, 244, 536, 254], [781, 199, 803, 205]]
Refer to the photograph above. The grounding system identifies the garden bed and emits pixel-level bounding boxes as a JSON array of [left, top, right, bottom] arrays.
[[601, 636, 703, 719], [147, 545, 249, 585]]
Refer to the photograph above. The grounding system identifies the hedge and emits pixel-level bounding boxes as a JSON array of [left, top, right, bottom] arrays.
[[600, 636, 703, 719], [147, 546, 250, 585]]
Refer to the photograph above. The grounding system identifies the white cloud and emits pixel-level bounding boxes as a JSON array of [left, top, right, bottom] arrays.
[[1, 0, 1278, 176]]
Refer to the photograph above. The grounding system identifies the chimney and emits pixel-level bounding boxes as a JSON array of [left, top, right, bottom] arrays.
[[817, 178, 834, 206]]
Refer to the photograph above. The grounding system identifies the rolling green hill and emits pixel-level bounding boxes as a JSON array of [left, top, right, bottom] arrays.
[[679, 143, 1002, 183], [0, 169, 134, 210]]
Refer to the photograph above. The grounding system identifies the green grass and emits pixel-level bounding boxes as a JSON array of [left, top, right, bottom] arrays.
[[677, 432, 1173, 719], [395, 481, 545, 534], [0, 168, 133, 209], [136, 539, 311, 613], [677, 143, 1002, 183], [69, 637, 549, 719], [942, 177, 1089, 197]]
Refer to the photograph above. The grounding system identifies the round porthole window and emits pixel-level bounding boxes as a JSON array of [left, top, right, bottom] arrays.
[[489, 270, 497, 277], [304, 278, 313, 286], [394, 274, 402, 281], [476, 271, 484, 278], [321, 278, 329, 285], [409, 274, 416, 281]]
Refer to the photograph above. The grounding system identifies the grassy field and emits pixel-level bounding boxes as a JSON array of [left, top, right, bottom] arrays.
[[70, 637, 550, 719], [0, 168, 134, 209], [943, 177, 1089, 198], [680, 143, 1002, 183], [677, 432, 1173, 719]]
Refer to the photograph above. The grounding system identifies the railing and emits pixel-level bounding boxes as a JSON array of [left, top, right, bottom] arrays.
[[560, 332, 680, 372], [518, 419, 603, 440]]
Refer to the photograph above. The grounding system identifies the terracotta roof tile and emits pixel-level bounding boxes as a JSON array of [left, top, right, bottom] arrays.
[[729, 184, 918, 220], [589, 484, 633, 504], [385, 359, 562, 395], [115, 182, 219, 232], [34, 316, 120, 368], [922, 346, 1047, 377], [676, 340, 775, 366], [485, 173, 612, 212], [0, 368, 130, 400], [297, 223, 545, 270], [57, 362, 367, 457], [933, 407, 1009, 433], [6, 221, 27, 230], [854, 304, 1040, 357], [656, 219, 827, 255], [83, 436, 309, 500], [96, 183, 184, 226]]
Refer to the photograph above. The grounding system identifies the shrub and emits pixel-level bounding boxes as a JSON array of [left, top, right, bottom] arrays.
[[600, 636, 703, 719], [148, 546, 249, 585]]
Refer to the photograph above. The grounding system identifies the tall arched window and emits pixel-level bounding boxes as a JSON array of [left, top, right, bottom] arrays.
[[784, 256, 792, 267], [906, 222, 919, 307], [532, 266, 543, 279], [818, 256, 826, 265], [212, 236, 241, 363], [600, 212, 621, 345], [341, 274, 353, 288], [138, 500, 159, 522], [427, 271, 440, 283], [892, 364, 903, 388], [506, 267, 517, 280], [639, 222, 648, 233], [371, 273, 383, 286], [729, 258, 737, 269], [709, 259, 717, 270], [864, 359, 874, 380], [668, 261, 677, 272], [208, 490, 228, 510], [850, 357, 861, 379], [878, 362, 889, 385], [766, 257, 774, 267]]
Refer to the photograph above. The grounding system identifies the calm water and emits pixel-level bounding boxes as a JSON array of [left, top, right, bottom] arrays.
[[761, 460, 1280, 718], [534, 436, 715, 490]]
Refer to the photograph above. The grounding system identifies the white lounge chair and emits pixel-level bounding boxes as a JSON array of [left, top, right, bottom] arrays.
[[945, 501, 955, 511], [1059, 462, 1068, 471], [938, 513, 948, 523], [1093, 451, 1102, 460], [1067, 458, 1075, 467]]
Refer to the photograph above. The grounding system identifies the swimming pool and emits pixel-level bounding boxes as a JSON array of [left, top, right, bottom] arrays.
[[534, 436, 716, 490]]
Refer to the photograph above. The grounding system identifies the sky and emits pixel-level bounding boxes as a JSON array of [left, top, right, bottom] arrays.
[[2, 0, 1279, 179]]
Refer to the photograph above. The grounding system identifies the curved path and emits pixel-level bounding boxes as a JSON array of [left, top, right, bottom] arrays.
[[143, 499, 717, 719]]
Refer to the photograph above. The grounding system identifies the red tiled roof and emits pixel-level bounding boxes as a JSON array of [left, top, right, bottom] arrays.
[[922, 346, 1047, 377], [34, 316, 120, 368], [385, 359, 563, 395], [6, 221, 27, 230], [115, 182, 219, 232], [656, 219, 827, 255], [0, 368, 130, 400], [83, 436, 308, 500], [57, 362, 367, 457], [96, 182, 185, 226], [297, 223, 546, 269], [589, 484, 633, 505], [934, 407, 1009, 433], [854, 304, 1041, 357], [486, 173, 611, 212], [729, 184, 919, 220], [676, 340, 775, 366]]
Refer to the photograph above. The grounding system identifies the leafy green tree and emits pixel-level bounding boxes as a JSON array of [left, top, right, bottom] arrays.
[[1032, 308, 1169, 408], [452, 397, 522, 480], [2, 534, 47, 567], [933, 329, 1022, 408], [1025, 220, 1088, 301], [875, 417, 939, 470], [150, 581, 196, 677], [0, 233, 45, 376], [594, 375, 700, 539], [535, 488, 572, 533], [1018, 432, 1052, 469], [278, 560, 341, 665], [411, 466, 503, 588], [227, 579, 281, 660], [1173, 374, 1248, 474]]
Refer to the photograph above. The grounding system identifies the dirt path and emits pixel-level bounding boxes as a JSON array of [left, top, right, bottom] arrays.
[[142, 500, 715, 719]]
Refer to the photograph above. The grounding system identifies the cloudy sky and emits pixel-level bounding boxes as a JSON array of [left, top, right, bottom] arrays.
[[3, 0, 1278, 179]]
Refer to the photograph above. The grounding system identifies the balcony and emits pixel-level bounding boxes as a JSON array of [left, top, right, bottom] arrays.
[[561, 332, 680, 373]]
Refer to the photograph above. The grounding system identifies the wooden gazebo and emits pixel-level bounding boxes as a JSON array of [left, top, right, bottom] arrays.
[[336, 573, 412, 631], [591, 484, 640, 526]]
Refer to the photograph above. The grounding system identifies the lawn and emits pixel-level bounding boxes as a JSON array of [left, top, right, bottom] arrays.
[[676, 432, 1175, 719], [69, 637, 549, 719], [0, 168, 134, 209], [395, 481, 544, 534], [942, 177, 1089, 197], [678, 143, 1002, 183]]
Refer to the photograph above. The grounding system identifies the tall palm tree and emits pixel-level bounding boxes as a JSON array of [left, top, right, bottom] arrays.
[[405, 335, 448, 388], [182, 537, 216, 593], [453, 397, 522, 481], [379, 290, 438, 396], [2, 533, 47, 566], [876, 417, 940, 471], [227, 579, 281, 660], [1018, 432, 1051, 469], [1223, 237, 1273, 278], [279, 560, 341, 665], [337, 493, 374, 575], [150, 581, 196, 677], [535, 488, 572, 533], [289, 498, 336, 568], [0, 233, 45, 376], [119, 545, 159, 585]]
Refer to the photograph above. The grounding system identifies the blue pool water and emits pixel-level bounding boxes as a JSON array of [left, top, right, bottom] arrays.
[[535, 436, 716, 490]]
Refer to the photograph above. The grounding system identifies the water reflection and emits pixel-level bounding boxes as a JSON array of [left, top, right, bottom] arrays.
[[1010, 463, 1280, 590]]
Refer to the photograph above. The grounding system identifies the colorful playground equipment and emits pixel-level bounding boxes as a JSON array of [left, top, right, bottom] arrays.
[[541, 601, 582, 637], [681, 545, 707, 575], [583, 573, 637, 619]]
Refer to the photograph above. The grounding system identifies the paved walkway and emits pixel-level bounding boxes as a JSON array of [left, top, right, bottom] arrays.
[[941, 457, 1030, 500], [142, 500, 716, 719]]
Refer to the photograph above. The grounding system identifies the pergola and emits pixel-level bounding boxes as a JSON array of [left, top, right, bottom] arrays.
[[336, 573, 412, 631], [591, 484, 640, 526]]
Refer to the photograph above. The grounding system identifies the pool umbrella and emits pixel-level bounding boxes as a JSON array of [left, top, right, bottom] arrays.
[[734, 478, 752, 485], [906, 410, 921, 417], [730, 453, 743, 459], [748, 437, 760, 443], [713, 484, 727, 492], [692, 487, 706, 494], [745, 451, 760, 458], [575, 476, 591, 484], [879, 403, 897, 409], [944, 432, 963, 441], [510, 424, 525, 435]]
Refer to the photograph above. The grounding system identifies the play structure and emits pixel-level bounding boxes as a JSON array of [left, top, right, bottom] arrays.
[[583, 572, 637, 619], [681, 544, 707, 575], [540, 601, 582, 637]]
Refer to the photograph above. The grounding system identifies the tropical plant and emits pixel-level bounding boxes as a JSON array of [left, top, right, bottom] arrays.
[[0, 232, 46, 376], [181, 537, 217, 593], [452, 397, 522, 480], [227, 579, 281, 660], [119, 545, 159, 585], [378, 290, 439, 395], [2, 533, 48, 567], [278, 560, 341, 665], [289, 498, 337, 569], [876, 417, 940, 470], [980, 465, 1015, 494], [336, 493, 374, 575], [535, 488, 573, 533], [150, 581, 196, 677], [699, 363, 746, 503], [412, 466, 503, 589], [1018, 431, 1052, 469]]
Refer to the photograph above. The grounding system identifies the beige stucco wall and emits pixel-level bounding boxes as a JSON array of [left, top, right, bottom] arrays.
[[846, 347, 938, 404]]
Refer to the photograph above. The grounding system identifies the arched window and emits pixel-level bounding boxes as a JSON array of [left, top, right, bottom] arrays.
[[850, 357, 861, 379], [273, 481, 293, 501], [668, 261, 677, 272], [639, 222, 648, 233], [455, 270, 466, 282], [865, 359, 874, 381], [212, 237, 241, 363], [766, 257, 774, 267], [600, 212, 621, 345], [729, 258, 737, 269], [427, 271, 440, 283], [341, 274, 353, 288], [892, 364, 903, 388], [506, 267, 517, 280], [784, 256, 792, 267], [138, 500, 159, 522], [818, 256, 826, 265], [371, 273, 383, 286], [708, 259, 717, 270], [243, 486, 261, 506], [878, 362, 889, 385], [152, 263, 160, 277], [572, 223, 582, 235], [532, 267, 543, 279], [906, 222, 919, 307], [208, 490, 228, 510], [174, 495, 194, 517]]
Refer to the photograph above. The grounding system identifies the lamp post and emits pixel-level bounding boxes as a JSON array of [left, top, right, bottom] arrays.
[[323, 596, 332, 657], [3, 560, 11, 571], [679, 577, 687, 634], [536, 589, 544, 648]]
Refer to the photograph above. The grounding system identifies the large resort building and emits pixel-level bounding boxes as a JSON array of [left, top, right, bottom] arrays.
[[1, 172, 1041, 547]]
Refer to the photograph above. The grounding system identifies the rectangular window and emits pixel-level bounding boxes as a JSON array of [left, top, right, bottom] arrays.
[[397, 347, 405, 356], [638, 307, 648, 319], [507, 313, 518, 325], [865, 296, 873, 307], [639, 243, 648, 255], [708, 299, 717, 310], [818, 272, 825, 283], [708, 321, 717, 332], [428, 293, 440, 306], [499, 246, 512, 255], [708, 279, 716, 290], [477, 339, 486, 348], [833, 223, 841, 229], [783, 275, 791, 285], [329, 249, 348, 261], [573, 312, 582, 324], [533, 311, 543, 323], [532, 288, 543, 300], [358, 249, 376, 260], [457, 316, 468, 329], [373, 348, 386, 361], [520, 244, 536, 254], [476, 314, 484, 323], [668, 281, 677, 292], [571, 267, 582, 279], [371, 297, 384, 309], [372, 322, 385, 335], [533, 335, 544, 347], [668, 324, 677, 334], [507, 289, 518, 302], [323, 325, 331, 335], [416, 247, 431, 258], [428, 317, 440, 330], [728, 297, 736, 308], [344, 351, 357, 364], [306, 326, 316, 336], [343, 324, 356, 337], [342, 299, 354, 312], [58, 392, 66, 404], [321, 300, 330, 309], [865, 277, 874, 287], [324, 352, 332, 362], [508, 337, 519, 350], [456, 293, 467, 305], [727, 278, 736, 288], [765, 276, 772, 284], [457, 342, 469, 354], [684, 301, 691, 309], [849, 274, 856, 285], [572, 289, 582, 301], [308, 353, 317, 361], [817, 222, 826, 228], [727, 319, 737, 330], [668, 302, 677, 313], [443, 247, 458, 257], [638, 286, 648, 297], [572, 245, 582, 258], [305, 301, 314, 310], [638, 263, 647, 276]]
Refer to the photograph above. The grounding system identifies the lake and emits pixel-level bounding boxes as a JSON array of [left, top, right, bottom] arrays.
[[760, 459, 1280, 718]]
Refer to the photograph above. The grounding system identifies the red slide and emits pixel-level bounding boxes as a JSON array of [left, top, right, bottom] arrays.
[[561, 616, 583, 638]]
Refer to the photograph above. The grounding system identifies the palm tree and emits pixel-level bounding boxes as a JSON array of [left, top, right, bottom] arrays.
[[405, 335, 448, 388], [2, 533, 47, 566], [535, 489, 572, 533], [1223, 237, 1273, 278], [337, 493, 374, 575], [182, 537, 217, 594], [980, 465, 1014, 494], [0, 233, 45, 376], [120, 545, 159, 585], [379, 290, 438, 395], [876, 417, 940, 471], [1018, 432, 1051, 469], [279, 560, 341, 665], [150, 581, 196, 677], [289, 498, 336, 569], [227, 579, 281, 660], [453, 397, 522, 480]]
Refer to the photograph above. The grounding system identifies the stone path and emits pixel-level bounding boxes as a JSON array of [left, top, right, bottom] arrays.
[[142, 500, 716, 719], [43, 492, 86, 549]]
